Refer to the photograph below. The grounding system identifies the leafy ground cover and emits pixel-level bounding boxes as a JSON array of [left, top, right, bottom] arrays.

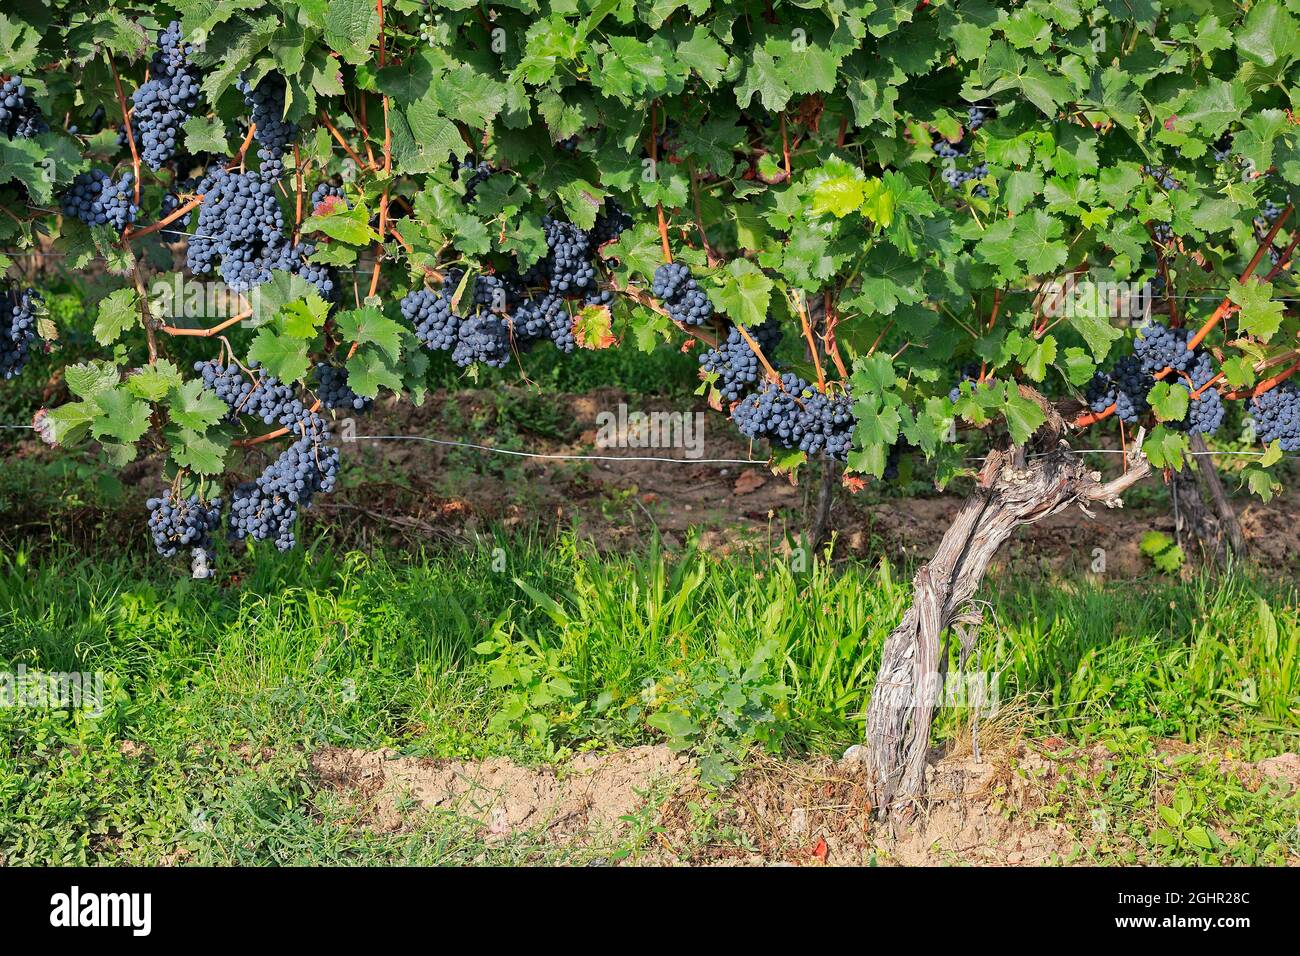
[[2, 536, 1297, 865]]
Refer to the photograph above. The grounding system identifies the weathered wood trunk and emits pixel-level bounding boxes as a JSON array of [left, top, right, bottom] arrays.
[[864, 423, 1151, 819], [1171, 434, 1247, 567], [809, 457, 837, 550]]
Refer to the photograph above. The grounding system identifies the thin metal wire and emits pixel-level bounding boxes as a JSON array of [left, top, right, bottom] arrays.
[[356, 434, 765, 466], [6, 419, 1294, 464]]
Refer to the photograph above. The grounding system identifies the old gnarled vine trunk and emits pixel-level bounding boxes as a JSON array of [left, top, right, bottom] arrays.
[[863, 426, 1151, 819]]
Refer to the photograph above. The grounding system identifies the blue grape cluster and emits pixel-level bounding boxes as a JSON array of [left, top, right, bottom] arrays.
[[1087, 321, 1226, 435], [514, 293, 574, 352], [652, 262, 715, 326], [146, 490, 223, 564], [402, 285, 461, 352], [473, 272, 524, 315], [61, 169, 138, 232], [0, 77, 47, 139], [1169, 353, 1226, 436], [731, 373, 855, 461], [1134, 321, 1195, 375], [129, 21, 202, 169], [453, 158, 494, 203], [526, 218, 595, 293], [1212, 134, 1234, 162], [196, 360, 339, 551], [942, 162, 989, 197], [1086, 355, 1152, 424], [1142, 164, 1181, 190], [966, 105, 993, 130], [452, 314, 513, 368], [1153, 222, 1173, 242], [1251, 384, 1300, 451], [195, 360, 298, 425], [229, 431, 339, 552], [237, 72, 296, 179], [185, 160, 336, 298], [699, 320, 783, 402], [932, 138, 968, 160], [1, 284, 40, 380], [310, 181, 346, 211], [316, 363, 372, 412], [588, 201, 633, 247]]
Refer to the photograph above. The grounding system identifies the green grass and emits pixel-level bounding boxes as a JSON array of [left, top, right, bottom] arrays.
[[1, 536, 1298, 864]]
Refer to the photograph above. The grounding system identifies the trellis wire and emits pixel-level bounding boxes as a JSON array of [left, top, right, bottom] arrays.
[[6, 421, 1295, 463]]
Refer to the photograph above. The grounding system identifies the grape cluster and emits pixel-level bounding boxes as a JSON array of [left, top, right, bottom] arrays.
[[1212, 134, 1234, 162], [588, 201, 633, 247], [731, 373, 854, 461], [186, 161, 333, 297], [195, 360, 298, 426], [316, 363, 372, 412], [401, 286, 461, 352], [1167, 353, 1225, 436], [1251, 384, 1300, 451], [237, 72, 296, 179], [514, 294, 574, 352], [932, 138, 968, 160], [1086, 355, 1152, 424], [187, 165, 284, 289], [967, 105, 993, 130], [1153, 222, 1173, 243], [195, 360, 339, 551], [310, 181, 346, 212], [61, 169, 138, 232], [129, 21, 202, 169], [526, 218, 595, 293], [1086, 319, 1228, 434], [700, 320, 782, 402], [452, 314, 513, 368], [1134, 321, 1195, 375], [1142, 164, 1181, 190], [942, 162, 989, 197], [146, 490, 223, 564], [473, 272, 524, 315], [0, 77, 47, 139], [1, 284, 40, 380], [453, 158, 494, 203], [652, 262, 715, 326]]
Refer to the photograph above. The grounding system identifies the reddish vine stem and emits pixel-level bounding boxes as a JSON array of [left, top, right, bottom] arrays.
[[158, 309, 252, 338], [822, 292, 849, 379], [232, 400, 324, 447], [780, 113, 791, 178], [318, 112, 369, 170], [795, 293, 825, 391], [1186, 203, 1293, 352], [1223, 357, 1300, 401], [124, 194, 203, 241], [108, 57, 141, 205], [649, 101, 671, 263]]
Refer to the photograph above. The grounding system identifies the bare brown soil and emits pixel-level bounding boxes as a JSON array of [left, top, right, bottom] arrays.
[[309, 742, 1300, 866]]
